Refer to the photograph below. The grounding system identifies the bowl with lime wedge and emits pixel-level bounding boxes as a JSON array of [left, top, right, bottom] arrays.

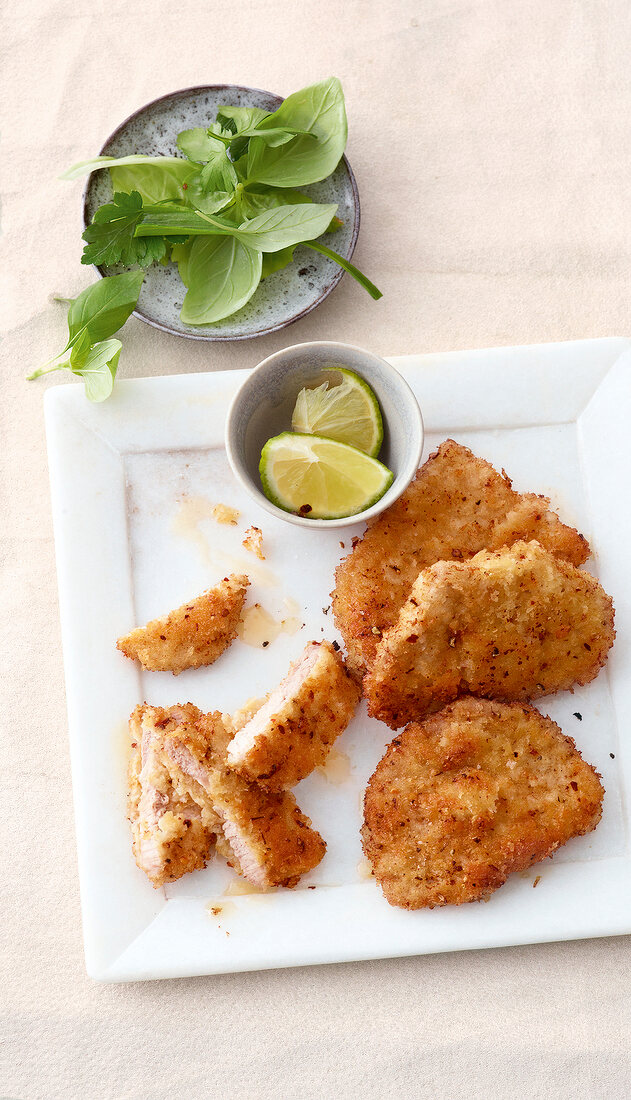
[[226, 341, 424, 528]]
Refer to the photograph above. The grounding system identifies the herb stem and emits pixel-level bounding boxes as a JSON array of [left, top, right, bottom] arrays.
[[303, 241, 383, 300], [27, 363, 65, 381]]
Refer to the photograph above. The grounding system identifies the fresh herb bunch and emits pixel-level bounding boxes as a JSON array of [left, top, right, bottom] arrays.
[[27, 272, 144, 401], [62, 78, 382, 326]]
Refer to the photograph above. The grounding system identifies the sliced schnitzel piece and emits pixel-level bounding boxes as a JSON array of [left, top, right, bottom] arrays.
[[162, 712, 326, 888], [362, 698, 604, 909], [365, 541, 615, 729], [117, 574, 249, 675], [333, 440, 590, 678], [226, 641, 360, 790], [127, 703, 215, 887]]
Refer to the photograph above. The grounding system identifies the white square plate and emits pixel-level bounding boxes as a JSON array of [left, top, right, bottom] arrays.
[[45, 338, 631, 982]]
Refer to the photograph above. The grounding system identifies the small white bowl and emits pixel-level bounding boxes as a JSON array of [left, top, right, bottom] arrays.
[[226, 341, 424, 529]]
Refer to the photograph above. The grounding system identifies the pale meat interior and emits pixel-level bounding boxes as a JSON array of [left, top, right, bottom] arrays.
[[227, 643, 321, 763]]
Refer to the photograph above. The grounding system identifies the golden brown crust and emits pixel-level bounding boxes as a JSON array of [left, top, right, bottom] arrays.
[[208, 771, 326, 888], [332, 440, 590, 678], [117, 574, 249, 674], [362, 698, 604, 909], [364, 541, 615, 729], [159, 708, 326, 888], [242, 526, 265, 559], [226, 641, 360, 790], [127, 703, 215, 887]]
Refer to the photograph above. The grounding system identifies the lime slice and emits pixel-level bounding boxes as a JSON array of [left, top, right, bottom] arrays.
[[260, 432, 394, 520], [291, 368, 383, 458]]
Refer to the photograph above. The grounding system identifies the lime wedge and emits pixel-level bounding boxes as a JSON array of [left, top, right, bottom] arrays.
[[291, 367, 383, 458], [260, 432, 394, 520]]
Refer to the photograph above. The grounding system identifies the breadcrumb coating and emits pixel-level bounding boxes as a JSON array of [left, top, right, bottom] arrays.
[[117, 574, 249, 674], [226, 641, 360, 790], [362, 698, 604, 909], [243, 526, 265, 560], [127, 704, 215, 887], [333, 440, 590, 679], [161, 711, 326, 888], [364, 541, 615, 729]]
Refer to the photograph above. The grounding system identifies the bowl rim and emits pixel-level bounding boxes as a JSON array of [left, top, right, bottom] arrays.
[[225, 339, 425, 529], [81, 84, 361, 342]]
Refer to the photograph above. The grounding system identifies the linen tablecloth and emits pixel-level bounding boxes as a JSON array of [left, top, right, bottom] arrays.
[[2, 1, 630, 1096]]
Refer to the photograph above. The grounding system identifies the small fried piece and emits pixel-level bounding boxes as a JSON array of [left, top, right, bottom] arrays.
[[117, 574, 249, 675], [127, 704, 215, 887], [243, 526, 265, 559], [362, 698, 604, 909], [226, 641, 360, 790], [365, 541, 615, 729], [333, 440, 590, 678], [162, 712, 326, 888]]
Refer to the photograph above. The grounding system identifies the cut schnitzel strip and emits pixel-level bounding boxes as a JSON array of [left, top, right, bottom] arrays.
[[365, 541, 615, 729], [127, 704, 215, 887], [362, 698, 604, 909], [162, 712, 326, 888], [117, 574, 249, 674], [226, 641, 360, 790], [333, 440, 590, 678]]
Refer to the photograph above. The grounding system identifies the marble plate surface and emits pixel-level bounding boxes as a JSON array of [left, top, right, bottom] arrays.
[[83, 85, 360, 340], [44, 339, 631, 981]]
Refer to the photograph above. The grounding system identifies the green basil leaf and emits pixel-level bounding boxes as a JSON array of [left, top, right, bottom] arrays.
[[215, 106, 311, 156], [177, 129, 238, 197], [180, 236, 262, 325], [186, 183, 235, 216], [177, 128, 225, 162], [66, 270, 144, 348], [70, 338, 122, 401], [234, 202, 338, 251], [61, 155, 193, 181], [170, 240, 194, 287], [109, 159, 197, 204], [199, 157, 238, 194], [216, 108, 271, 160], [231, 153, 250, 182], [239, 186, 312, 219], [261, 246, 296, 278], [246, 78, 347, 187], [68, 327, 92, 366], [136, 201, 338, 253], [216, 106, 270, 133]]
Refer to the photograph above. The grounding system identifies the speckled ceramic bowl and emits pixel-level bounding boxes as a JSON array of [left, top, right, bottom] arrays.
[[226, 341, 424, 528], [82, 85, 360, 341]]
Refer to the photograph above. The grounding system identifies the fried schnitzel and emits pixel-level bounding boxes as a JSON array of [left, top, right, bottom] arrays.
[[333, 440, 590, 679], [226, 640, 360, 790], [162, 711, 326, 888], [364, 541, 615, 728], [361, 698, 604, 909], [127, 703, 215, 887], [117, 574, 249, 674]]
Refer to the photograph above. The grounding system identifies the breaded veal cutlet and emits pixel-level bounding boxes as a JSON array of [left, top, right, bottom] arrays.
[[117, 574, 249, 675], [161, 710, 326, 889], [362, 698, 604, 909], [364, 540, 615, 729], [127, 703, 215, 887], [226, 640, 360, 790], [333, 440, 590, 679]]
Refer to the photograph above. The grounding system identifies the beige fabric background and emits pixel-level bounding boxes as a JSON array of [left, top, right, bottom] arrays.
[[2, 1, 630, 1097]]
